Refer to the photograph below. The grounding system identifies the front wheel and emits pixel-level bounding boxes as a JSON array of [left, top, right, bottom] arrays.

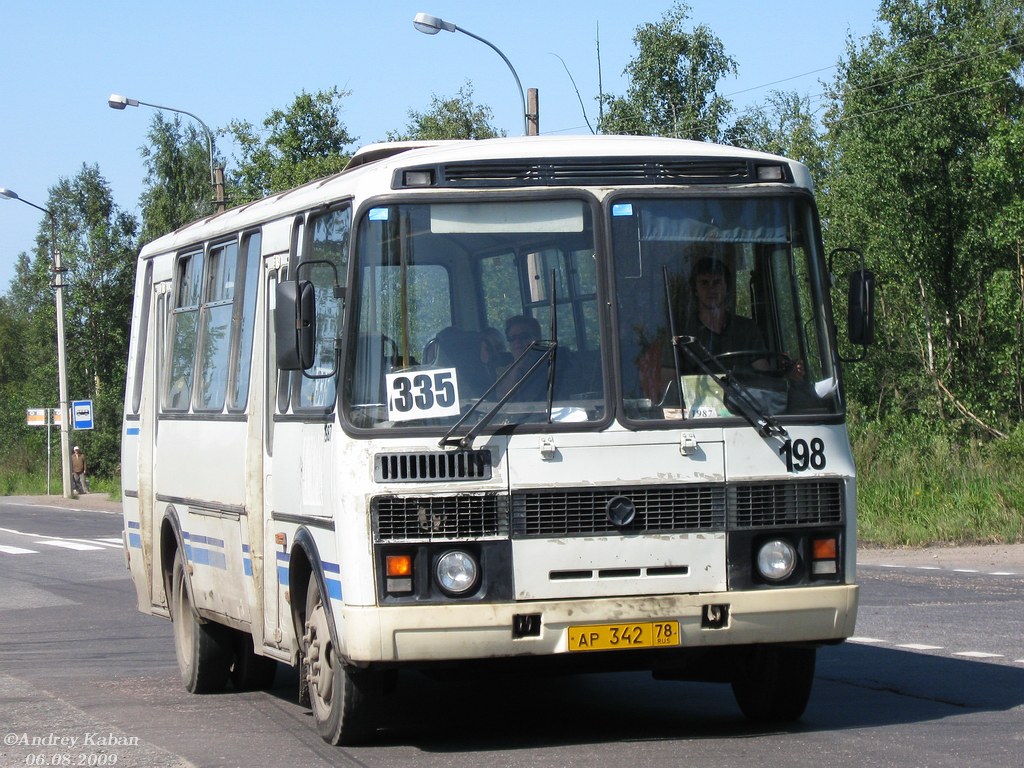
[[303, 575, 376, 745], [730, 645, 816, 722], [170, 549, 232, 694]]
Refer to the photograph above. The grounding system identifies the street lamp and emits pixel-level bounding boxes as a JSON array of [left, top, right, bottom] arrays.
[[413, 12, 535, 136], [0, 187, 73, 499], [107, 93, 226, 212]]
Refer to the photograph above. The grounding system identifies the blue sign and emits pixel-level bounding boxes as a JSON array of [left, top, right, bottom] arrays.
[[72, 400, 94, 430]]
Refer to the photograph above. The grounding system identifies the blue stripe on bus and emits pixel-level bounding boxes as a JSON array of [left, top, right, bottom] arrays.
[[126, 520, 141, 548], [182, 530, 227, 570], [125, 426, 140, 436], [272, 551, 341, 598], [277, 550, 289, 586], [325, 577, 342, 600]]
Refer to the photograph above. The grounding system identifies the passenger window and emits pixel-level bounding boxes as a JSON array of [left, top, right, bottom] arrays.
[[195, 241, 237, 411], [296, 205, 350, 410], [164, 251, 203, 411], [230, 231, 262, 410]]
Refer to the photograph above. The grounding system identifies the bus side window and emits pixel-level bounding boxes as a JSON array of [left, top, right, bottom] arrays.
[[195, 240, 238, 412], [295, 204, 350, 411], [129, 260, 154, 415], [230, 231, 262, 411], [164, 250, 203, 411]]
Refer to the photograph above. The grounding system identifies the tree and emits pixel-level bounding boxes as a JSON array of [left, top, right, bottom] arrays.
[[50, 165, 138, 477], [599, 1, 736, 140], [386, 82, 503, 141], [0, 166, 137, 480], [822, 0, 1024, 431], [139, 113, 218, 244], [226, 88, 356, 204], [729, 91, 828, 185]]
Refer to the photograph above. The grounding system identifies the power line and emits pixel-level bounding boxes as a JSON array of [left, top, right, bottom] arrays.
[[827, 75, 1016, 126]]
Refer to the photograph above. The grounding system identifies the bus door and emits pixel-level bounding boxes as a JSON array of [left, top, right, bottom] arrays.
[[140, 278, 171, 609]]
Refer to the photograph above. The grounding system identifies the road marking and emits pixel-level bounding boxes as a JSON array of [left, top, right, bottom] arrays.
[[0, 545, 37, 555], [849, 637, 886, 644], [862, 563, 1019, 577], [37, 540, 104, 551], [898, 643, 943, 650], [953, 651, 1003, 659]]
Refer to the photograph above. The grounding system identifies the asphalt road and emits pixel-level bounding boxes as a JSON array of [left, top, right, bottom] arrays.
[[1, 495, 1022, 768]]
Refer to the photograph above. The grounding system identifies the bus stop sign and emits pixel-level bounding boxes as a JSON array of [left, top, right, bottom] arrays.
[[72, 400, 94, 430]]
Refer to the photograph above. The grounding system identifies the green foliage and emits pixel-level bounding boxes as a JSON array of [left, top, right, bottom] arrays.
[[139, 113, 218, 242], [0, 165, 136, 484], [729, 91, 828, 183], [822, 0, 1024, 430], [226, 88, 356, 204], [852, 414, 1024, 545], [599, 1, 736, 140], [386, 82, 503, 141]]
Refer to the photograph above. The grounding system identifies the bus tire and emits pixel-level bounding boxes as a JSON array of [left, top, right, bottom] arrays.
[[303, 574, 375, 745], [230, 631, 278, 691], [730, 645, 816, 722], [170, 549, 232, 694]]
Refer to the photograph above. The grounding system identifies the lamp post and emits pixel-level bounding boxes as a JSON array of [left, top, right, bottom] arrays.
[[107, 93, 226, 212], [0, 187, 73, 499], [413, 12, 536, 136]]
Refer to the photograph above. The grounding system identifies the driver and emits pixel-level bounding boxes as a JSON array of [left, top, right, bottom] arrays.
[[682, 256, 764, 360], [661, 256, 805, 381]]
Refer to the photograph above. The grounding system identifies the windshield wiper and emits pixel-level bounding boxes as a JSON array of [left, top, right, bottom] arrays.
[[440, 271, 561, 449], [438, 340, 557, 449], [671, 334, 789, 442]]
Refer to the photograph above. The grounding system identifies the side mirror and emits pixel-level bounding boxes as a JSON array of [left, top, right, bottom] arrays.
[[275, 279, 316, 370], [848, 268, 875, 346]]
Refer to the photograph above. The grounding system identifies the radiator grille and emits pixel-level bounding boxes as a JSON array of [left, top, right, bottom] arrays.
[[375, 450, 491, 482], [372, 480, 844, 542], [373, 494, 507, 541], [511, 485, 726, 536], [729, 480, 844, 528]]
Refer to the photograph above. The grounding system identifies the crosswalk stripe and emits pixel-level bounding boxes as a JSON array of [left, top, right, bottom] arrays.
[[0, 544, 38, 555], [38, 541, 104, 551]]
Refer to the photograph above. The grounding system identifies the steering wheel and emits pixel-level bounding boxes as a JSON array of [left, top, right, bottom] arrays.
[[703, 349, 794, 377]]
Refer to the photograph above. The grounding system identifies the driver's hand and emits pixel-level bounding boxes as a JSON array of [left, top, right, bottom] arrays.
[[784, 354, 806, 381]]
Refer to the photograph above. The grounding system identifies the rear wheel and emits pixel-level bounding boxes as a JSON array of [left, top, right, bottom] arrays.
[[303, 575, 377, 744], [731, 645, 816, 722], [230, 631, 278, 691], [170, 549, 232, 693]]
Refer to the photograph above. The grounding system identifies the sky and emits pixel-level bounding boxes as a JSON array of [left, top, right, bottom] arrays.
[[0, 1, 882, 291]]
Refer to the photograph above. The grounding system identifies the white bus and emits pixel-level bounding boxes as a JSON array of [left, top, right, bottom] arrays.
[[121, 135, 874, 744]]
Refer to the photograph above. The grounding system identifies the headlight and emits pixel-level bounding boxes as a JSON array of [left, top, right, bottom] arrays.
[[756, 539, 797, 582], [435, 550, 479, 595]]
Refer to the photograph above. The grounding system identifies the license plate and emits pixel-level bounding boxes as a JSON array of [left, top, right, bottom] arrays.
[[568, 621, 680, 652]]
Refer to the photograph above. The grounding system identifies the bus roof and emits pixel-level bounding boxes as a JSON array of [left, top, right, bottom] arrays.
[[138, 135, 812, 256]]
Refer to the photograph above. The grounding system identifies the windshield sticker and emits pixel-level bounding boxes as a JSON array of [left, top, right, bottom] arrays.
[[386, 368, 461, 422], [612, 203, 634, 217], [368, 207, 390, 221]]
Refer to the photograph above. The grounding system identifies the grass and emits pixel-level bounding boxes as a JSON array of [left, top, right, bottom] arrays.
[[0, 469, 120, 500], [851, 417, 1024, 547]]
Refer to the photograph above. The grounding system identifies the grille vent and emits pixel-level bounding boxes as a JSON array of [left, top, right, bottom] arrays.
[[373, 494, 508, 541], [729, 480, 844, 528], [375, 450, 491, 483], [512, 485, 726, 537], [394, 157, 785, 189]]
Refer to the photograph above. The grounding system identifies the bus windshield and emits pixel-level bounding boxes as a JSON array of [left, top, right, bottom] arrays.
[[611, 194, 840, 422], [345, 198, 605, 430]]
